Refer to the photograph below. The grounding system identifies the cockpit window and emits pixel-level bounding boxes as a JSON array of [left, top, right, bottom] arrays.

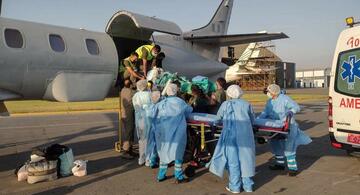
[[49, 34, 65, 52], [335, 48, 360, 97], [4, 28, 24, 48], [85, 39, 99, 55]]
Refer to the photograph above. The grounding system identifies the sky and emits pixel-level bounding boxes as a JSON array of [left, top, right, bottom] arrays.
[[2, 0, 360, 69]]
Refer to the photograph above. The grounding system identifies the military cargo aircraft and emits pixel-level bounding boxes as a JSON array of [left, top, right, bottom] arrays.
[[0, 0, 287, 109]]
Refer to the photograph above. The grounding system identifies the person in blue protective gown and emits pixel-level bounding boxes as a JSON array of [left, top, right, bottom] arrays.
[[258, 84, 312, 177], [132, 80, 152, 166], [153, 83, 193, 183], [208, 84, 256, 193], [145, 90, 162, 168]]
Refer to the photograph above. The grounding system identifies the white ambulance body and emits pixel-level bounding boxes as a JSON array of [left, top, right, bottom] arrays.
[[329, 19, 360, 154]]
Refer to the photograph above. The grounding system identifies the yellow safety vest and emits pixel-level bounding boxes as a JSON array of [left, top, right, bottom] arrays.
[[135, 45, 155, 61]]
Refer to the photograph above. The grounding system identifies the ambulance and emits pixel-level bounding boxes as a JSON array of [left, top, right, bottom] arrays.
[[329, 17, 360, 155]]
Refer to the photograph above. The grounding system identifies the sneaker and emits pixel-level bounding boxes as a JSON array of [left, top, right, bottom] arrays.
[[288, 170, 298, 177], [243, 187, 253, 193], [138, 158, 146, 166], [225, 186, 240, 194], [268, 164, 285, 170], [145, 161, 150, 167]]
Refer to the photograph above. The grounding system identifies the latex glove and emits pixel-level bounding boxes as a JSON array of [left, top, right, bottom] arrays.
[[286, 111, 294, 118]]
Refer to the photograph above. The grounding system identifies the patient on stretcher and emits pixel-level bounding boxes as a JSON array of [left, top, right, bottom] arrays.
[[254, 118, 284, 129], [186, 113, 221, 124]]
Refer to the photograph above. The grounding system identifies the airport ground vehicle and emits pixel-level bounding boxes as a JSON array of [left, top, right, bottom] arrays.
[[328, 17, 360, 156]]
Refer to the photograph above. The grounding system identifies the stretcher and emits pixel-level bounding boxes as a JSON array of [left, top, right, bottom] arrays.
[[253, 114, 292, 144], [184, 113, 222, 177], [183, 113, 292, 177]]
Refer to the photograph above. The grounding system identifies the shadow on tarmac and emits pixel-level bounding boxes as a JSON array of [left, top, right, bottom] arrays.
[[0, 104, 352, 194], [0, 125, 116, 172]]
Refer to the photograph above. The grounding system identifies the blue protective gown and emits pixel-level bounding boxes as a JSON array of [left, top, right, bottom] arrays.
[[258, 94, 312, 156], [132, 91, 152, 140], [132, 91, 152, 164], [209, 99, 256, 179], [153, 96, 193, 164], [145, 103, 158, 165]]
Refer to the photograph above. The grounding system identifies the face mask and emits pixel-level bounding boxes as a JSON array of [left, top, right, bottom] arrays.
[[151, 51, 158, 57], [266, 92, 272, 99]]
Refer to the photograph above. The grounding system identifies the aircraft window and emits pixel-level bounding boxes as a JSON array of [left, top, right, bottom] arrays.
[[49, 34, 65, 52], [86, 39, 99, 55], [4, 29, 24, 48]]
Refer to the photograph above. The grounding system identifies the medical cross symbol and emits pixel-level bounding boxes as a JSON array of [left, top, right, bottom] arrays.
[[341, 55, 360, 90]]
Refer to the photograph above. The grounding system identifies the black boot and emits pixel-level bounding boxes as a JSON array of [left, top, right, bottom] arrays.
[[120, 151, 135, 159], [174, 178, 189, 184], [288, 170, 298, 177], [157, 176, 167, 182], [269, 164, 285, 170]]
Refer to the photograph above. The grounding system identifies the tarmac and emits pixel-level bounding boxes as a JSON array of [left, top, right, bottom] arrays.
[[0, 96, 359, 194]]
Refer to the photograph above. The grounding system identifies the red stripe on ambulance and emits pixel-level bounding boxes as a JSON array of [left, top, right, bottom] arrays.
[[339, 97, 360, 108]]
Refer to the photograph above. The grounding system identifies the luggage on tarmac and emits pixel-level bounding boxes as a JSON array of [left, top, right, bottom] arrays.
[[45, 144, 74, 177], [27, 159, 58, 184], [15, 143, 77, 184], [72, 160, 88, 177], [16, 164, 28, 182]]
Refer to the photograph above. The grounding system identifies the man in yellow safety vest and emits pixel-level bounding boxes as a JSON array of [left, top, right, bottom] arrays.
[[135, 44, 161, 77]]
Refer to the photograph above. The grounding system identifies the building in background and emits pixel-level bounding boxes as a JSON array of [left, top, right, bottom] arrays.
[[275, 62, 296, 89], [295, 68, 331, 88], [221, 43, 296, 90]]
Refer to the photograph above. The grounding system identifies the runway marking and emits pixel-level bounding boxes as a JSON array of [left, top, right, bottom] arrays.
[[0, 120, 119, 130]]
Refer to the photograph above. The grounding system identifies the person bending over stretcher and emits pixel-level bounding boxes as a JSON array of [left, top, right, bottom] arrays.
[[258, 84, 312, 177]]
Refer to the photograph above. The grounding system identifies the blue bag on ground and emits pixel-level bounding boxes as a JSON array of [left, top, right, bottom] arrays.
[[58, 148, 74, 176], [45, 144, 74, 177]]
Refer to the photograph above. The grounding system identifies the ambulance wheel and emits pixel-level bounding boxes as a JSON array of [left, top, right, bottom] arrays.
[[346, 150, 360, 158], [257, 137, 266, 144], [184, 165, 196, 178]]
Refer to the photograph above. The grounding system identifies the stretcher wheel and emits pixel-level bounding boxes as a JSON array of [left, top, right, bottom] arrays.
[[257, 137, 266, 144], [184, 165, 196, 178]]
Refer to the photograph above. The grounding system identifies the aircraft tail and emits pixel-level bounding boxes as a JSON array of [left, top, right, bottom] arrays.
[[189, 0, 233, 37]]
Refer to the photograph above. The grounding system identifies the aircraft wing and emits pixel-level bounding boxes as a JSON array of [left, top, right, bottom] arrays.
[[183, 32, 288, 46]]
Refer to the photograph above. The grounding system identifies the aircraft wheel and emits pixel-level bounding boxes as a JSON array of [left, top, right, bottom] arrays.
[[257, 137, 266, 144]]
